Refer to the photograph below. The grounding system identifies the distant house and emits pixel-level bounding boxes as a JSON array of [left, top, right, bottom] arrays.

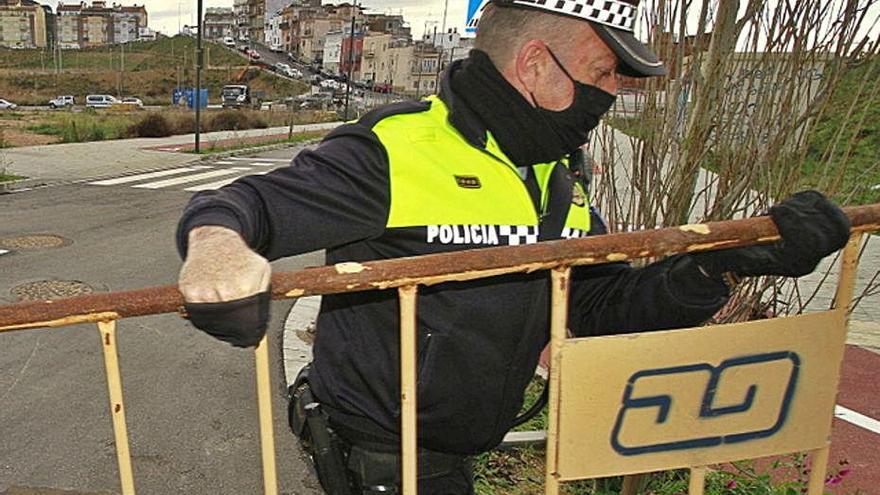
[[204, 6, 233, 40], [0, 0, 50, 48], [54, 0, 148, 48]]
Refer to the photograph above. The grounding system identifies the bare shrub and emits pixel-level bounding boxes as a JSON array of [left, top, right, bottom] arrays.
[[127, 113, 172, 138], [590, 0, 880, 320]]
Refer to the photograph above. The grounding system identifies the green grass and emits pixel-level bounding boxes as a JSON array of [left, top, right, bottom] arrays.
[[192, 130, 327, 154], [0, 36, 244, 71], [0, 172, 22, 183], [799, 57, 880, 205]]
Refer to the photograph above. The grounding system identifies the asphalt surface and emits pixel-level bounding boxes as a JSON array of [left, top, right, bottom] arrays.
[[0, 146, 323, 494]]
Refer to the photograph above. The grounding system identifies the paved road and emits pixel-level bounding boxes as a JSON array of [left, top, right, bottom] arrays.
[[0, 147, 322, 494]]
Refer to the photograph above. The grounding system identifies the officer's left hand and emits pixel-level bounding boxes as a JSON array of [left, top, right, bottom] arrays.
[[693, 190, 851, 279]]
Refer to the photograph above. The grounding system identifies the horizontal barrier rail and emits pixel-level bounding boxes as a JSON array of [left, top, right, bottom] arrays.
[[2, 203, 879, 332], [2, 203, 879, 495]]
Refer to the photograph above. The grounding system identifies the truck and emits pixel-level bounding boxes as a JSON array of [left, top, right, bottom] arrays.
[[48, 95, 75, 108], [221, 85, 263, 109]]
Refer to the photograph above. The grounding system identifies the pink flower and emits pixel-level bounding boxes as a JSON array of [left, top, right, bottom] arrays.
[[725, 479, 738, 489], [826, 475, 843, 486]]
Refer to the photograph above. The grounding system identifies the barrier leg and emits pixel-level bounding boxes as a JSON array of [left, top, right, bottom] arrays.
[[807, 446, 830, 495], [399, 286, 419, 495], [97, 320, 136, 495], [833, 234, 862, 312], [255, 335, 279, 495], [545, 267, 571, 495], [621, 473, 647, 495], [688, 466, 706, 495]]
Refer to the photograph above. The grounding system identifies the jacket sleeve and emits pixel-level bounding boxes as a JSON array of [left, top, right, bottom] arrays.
[[568, 254, 730, 337], [176, 123, 390, 261]]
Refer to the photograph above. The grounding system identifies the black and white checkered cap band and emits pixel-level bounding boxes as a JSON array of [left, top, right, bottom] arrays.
[[468, 0, 637, 32]]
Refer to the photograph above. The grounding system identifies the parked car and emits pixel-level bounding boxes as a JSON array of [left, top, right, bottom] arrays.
[[49, 95, 75, 108], [288, 68, 302, 78], [274, 62, 291, 73], [372, 82, 392, 94], [248, 50, 262, 60], [85, 94, 118, 108], [223, 36, 235, 48], [0, 98, 17, 110], [238, 44, 249, 52], [270, 44, 283, 52], [121, 97, 143, 108]]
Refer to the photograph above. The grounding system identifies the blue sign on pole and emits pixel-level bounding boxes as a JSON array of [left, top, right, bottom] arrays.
[[465, 0, 489, 33]]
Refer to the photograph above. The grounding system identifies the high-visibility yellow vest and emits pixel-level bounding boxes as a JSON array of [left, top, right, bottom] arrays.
[[372, 95, 591, 243]]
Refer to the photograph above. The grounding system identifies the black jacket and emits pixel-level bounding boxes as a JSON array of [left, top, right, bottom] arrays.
[[177, 66, 729, 455]]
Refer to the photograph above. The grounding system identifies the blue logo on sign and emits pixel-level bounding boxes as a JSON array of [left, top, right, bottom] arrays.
[[610, 351, 800, 456], [465, 0, 490, 33]]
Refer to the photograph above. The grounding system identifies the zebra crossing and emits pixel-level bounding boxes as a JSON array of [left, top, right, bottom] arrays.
[[86, 158, 289, 192]]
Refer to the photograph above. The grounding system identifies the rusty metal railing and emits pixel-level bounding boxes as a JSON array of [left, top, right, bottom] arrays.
[[1, 203, 879, 495]]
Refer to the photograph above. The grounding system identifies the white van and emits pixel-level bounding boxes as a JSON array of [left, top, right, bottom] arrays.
[[85, 94, 118, 108]]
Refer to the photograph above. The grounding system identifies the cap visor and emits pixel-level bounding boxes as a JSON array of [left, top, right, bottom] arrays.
[[592, 23, 666, 78]]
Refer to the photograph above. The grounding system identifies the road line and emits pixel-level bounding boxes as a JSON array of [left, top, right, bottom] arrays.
[[184, 170, 272, 191], [249, 162, 279, 167], [835, 405, 880, 435], [213, 160, 236, 165], [226, 157, 289, 162], [134, 167, 251, 189], [88, 166, 211, 186], [184, 178, 239, 191], [0, 249, 9, 256]]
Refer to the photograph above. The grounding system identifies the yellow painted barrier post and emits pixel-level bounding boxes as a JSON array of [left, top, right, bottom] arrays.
[[254, 335, 279, 495], [545, 267, 571, 495], [805, 233, 863, 495], [97, 320, 136, 495], [399, 285, 419, 494], [689, 466, 706, 495]]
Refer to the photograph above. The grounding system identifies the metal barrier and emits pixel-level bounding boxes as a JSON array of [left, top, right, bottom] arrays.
[[1, 204, 879, 495]]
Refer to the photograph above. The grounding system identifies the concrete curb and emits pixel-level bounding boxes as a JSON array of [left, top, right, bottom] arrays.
[[282, 295, 320, 387]]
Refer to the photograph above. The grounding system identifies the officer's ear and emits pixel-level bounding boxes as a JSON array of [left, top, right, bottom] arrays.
[[513, 40, 550, 95]]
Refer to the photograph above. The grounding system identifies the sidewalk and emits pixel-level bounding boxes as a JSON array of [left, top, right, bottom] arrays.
[[1, 122, 341, 187]]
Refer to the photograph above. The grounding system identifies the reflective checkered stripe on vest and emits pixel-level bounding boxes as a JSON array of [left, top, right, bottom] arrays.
[[372, 95, 591, 246]]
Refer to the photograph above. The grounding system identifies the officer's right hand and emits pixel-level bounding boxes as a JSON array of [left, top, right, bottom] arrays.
[[178, 226, 272, 348]]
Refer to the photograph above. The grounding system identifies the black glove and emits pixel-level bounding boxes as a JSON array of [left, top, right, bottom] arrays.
[[184, 291, 271, 348], [693, 190, 851, 278]]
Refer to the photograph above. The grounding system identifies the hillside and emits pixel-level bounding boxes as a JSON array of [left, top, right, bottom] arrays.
[[801, 56, 880, 205], [0, 36, 308, 105]]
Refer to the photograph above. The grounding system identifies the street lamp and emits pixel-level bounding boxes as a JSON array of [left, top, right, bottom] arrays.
[[195, 0, 203, 153]]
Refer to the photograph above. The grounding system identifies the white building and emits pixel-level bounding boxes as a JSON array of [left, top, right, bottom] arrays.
[[322, 30, 343, 73], [264, 9, 283, 48]]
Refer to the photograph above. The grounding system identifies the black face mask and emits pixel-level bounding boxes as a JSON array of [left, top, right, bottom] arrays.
[[531, 48, 617, 157]]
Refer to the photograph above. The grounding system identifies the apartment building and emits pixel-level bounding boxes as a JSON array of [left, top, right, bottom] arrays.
[[0, 0, 50, 48], [55, 0, 147, 48], [204, 6, 233, 40]]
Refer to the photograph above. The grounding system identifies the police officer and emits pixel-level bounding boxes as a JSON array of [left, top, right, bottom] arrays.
[[176, 0, 850, 493]]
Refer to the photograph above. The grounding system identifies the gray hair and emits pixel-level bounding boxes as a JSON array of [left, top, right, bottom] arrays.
[[473, 4, 578, 71]]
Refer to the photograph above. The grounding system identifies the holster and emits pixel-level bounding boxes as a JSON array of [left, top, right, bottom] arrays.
[[288, 365, 352, 495]]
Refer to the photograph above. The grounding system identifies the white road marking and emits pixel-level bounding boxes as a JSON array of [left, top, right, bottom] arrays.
[[184, 170, 271, 191], [134, 167, 251, 189], [226, 157, 289, 162], [88, 166, 211, 186], [835, 405, 880, 435], [249, 162, 279, 167], [0, 249, 9, 256], [213, 160, 236, 165]]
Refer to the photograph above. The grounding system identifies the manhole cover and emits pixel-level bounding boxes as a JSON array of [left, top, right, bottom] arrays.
[[11, 280, 94, 301], [0, 234, 70, 250]]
